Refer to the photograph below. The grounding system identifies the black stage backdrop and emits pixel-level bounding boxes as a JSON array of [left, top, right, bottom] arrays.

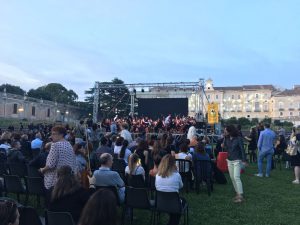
[[137, 98, 188, 119]]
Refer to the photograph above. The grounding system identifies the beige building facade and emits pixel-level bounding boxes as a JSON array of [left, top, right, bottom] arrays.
[[137, 79, 300, 125], [0, 92, 82, 123]]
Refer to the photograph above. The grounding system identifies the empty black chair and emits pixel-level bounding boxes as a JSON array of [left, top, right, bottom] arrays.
[[3, 175, 26, 202], [31, 149, 41, 158], [0, 162, 8, 176], [19, 206, 43, 225], [45, 210, 75, 225], [27, 165, 43, 177], [126, 174, 145, 188], [155, 191, 188, 225], [175, 159, 192, 193], [193, 160, 213, 196], [123, 187, 155, 225], [8, 163, 28, 178], [25, 176, 45, 206]]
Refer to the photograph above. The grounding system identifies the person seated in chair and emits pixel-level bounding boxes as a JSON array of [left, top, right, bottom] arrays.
[[155, 154, 184, 225], [0, 199, 20, 225], [7, 141, 26, 164], [29, 142, 51, 169], [90, 153, 125, 203], [49, 166, 92, 224], [125, 153, 145, 181]]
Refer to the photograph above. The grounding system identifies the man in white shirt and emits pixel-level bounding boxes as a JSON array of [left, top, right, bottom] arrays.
[[120, 123, 133, 144]]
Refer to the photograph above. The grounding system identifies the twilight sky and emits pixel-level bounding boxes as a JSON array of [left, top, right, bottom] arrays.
[[0, 0, 300, 100]]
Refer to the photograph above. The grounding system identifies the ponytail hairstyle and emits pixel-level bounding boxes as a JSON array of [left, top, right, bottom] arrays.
[[119, 139, 129, 159], [128, 153, 140, 176]]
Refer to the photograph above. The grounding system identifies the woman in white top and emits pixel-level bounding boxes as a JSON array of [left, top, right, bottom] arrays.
[[155, 154, 183, 225], [125, 153, 145, 180], [114, 137, 131, 164], [176, 143, 192, 173]]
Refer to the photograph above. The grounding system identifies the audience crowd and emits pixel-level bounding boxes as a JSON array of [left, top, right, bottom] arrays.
[[0, 117, 299, 225]]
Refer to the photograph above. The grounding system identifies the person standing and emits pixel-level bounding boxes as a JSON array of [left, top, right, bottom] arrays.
[[120, 123, 133, 144], [256, 123, 276, 178], [40, 126, 78, 190], [290, 127, 300, 184], [245, 127, 257, 163], [223, 125, 247, 203]]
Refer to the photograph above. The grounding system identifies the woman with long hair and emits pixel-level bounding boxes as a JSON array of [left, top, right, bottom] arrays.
[[290, 127, 300, 184], [78, 189, 117, 225], [118, 139, 132, 164], [49, 166, 91, 223], [245, 127, 258, 163], [125, 153, 145, 179], [0, 199, 20, 225], [134, 140, 149, 170], [223, 125, 247, 203], [156, 154, 183, 225]]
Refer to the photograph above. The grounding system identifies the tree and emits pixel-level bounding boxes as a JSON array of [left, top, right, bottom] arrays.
[[27, 88, 52, 101], [224, 117, 238, 125], [0, 84, 25, 95], [237, 117, 251, 127], [85, 78, 130, 119], [27, 83, 78, 104], [251, 118, 259, 126]]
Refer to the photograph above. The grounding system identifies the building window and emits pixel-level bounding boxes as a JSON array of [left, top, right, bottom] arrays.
[[255, 94, 259, 99], [216, 94, 218, 100], [47, 108, 50, 117], [207, 94, 210, 99], [231, 95, 234, 99], [13, 104, 18, 114], [255, 102, 260, 112], [237, 104, 242, 111], [264, 93, 268, 99], [238, 95, 241, 99], [279, 102, 284, 109], [280, 112, 283, 117], [32, 106, 36, 116], [290, 112, 293, 116], [246, 104, 251, 112], [263, 103, 268, 111]]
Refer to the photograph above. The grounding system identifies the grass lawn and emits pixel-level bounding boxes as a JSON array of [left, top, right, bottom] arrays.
[[130, 163, 300, 225]]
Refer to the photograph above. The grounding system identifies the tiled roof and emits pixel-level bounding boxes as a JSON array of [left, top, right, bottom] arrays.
[[274, 88, 300, 96], [213, 85, 275, 91]]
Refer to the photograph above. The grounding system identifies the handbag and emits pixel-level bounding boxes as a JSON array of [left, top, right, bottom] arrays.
[[286, 137, 298, 156]]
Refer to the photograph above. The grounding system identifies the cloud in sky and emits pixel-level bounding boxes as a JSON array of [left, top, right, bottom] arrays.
[[0, 0, 300, 100]]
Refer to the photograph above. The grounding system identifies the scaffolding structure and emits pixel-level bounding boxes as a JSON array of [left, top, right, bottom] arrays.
[[92, 79, 208, 122]]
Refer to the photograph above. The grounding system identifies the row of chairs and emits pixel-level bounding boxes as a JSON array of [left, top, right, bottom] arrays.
[[3, 175, 44, 205], [0, 162, 42, 178], [43, 186, 189, 225], [112, 158, 213, 196], [123, 186, 188, 225]]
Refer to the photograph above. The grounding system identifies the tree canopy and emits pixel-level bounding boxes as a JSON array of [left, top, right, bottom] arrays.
[[0, 83, 26, 95], [27, 83, 78, 104]]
